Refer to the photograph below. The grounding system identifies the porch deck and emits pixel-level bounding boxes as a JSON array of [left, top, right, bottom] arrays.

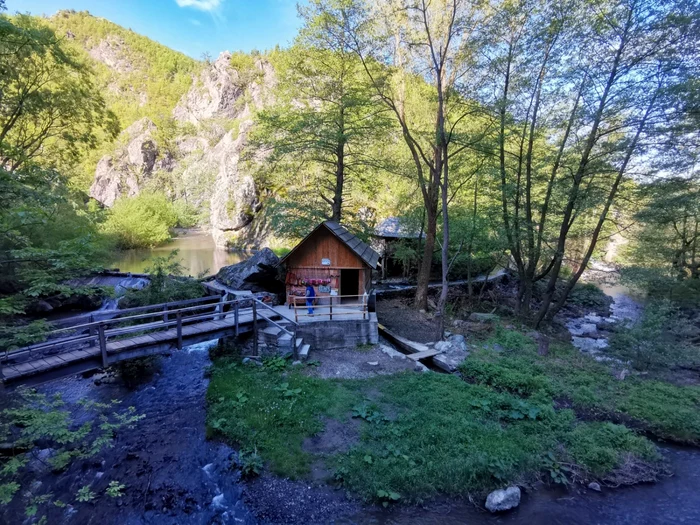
[[273, 304, 376, 324]]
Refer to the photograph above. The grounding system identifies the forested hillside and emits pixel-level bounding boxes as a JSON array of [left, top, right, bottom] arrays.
[[45, 10, 201, 189]]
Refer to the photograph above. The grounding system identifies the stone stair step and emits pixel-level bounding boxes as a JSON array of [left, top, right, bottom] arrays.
[[299, 344, 310, 361]]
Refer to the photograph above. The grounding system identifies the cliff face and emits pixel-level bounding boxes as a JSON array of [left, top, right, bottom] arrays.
[[88, 51, 277, 248]]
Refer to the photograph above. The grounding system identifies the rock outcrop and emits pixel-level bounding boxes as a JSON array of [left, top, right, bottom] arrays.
[[88, 35, 134, 73], [173, 52, 243, 124], [215, 248, 282, 293], [89, 51, 277, 248], [89, 118, 158, 207]]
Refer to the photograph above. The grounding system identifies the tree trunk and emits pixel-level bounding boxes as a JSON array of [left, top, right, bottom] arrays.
[[415, 205, 437, 310], [331, 109, 345, 222]]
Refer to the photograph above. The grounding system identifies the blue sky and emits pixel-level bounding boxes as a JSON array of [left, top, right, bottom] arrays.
[[6, 0, 304, 59]]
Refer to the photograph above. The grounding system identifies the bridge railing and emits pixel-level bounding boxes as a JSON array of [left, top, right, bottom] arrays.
[[2, 295, 298, 369]]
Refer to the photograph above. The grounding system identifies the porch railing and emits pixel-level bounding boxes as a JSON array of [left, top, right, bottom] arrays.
[[289, 293, 370, 322]]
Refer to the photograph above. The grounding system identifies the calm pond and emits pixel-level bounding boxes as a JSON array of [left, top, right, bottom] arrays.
[[110, 229, 247, 277]]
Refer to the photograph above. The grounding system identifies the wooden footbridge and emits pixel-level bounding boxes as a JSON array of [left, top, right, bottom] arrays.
[[1, 295, 300, 387]]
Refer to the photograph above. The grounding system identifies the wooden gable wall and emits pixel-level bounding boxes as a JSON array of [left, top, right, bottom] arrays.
[[286, 227, 366, 269]]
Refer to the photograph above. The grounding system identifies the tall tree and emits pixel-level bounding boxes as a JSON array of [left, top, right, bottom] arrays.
[[0, 13, 117, 316], [307, 0, 487, 315], [484, 0, 698, 326], [0, 14, 118, 174], [253, 37, 388, 236]]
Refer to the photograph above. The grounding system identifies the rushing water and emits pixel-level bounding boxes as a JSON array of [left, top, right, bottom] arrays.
[[110, 229, 247, 277]]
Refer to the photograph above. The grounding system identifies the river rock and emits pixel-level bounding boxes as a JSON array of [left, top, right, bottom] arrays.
[[485, 486, 521, 513], [432, 336, 469, 373], [216, 248, 282, 292], [588, 481, 602, 492], [379, 345, 406, 360], [447, 334, 467, 351], [469, 312, 499, 323]]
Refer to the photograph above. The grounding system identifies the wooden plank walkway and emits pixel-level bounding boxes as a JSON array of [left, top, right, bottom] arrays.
[[1, 305, 284, 386]]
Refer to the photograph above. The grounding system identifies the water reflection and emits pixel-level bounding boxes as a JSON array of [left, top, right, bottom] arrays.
[[110, 229, 247, 277]]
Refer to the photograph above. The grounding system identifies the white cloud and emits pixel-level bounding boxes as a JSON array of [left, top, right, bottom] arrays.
[[175, 0, 223, 11]]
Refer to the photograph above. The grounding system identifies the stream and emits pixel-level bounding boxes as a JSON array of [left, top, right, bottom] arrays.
[[5, 278, 700, 524]]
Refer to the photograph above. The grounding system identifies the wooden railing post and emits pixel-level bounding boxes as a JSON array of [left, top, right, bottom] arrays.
[[219, 294, 226, 320], [88, 314, 95, 347], [234, 302, 240, 337], [163, 305, 169, 323], [253, 301, 259, 356], [176, 312, 183, 350], [329, 300, 333, 321], [98, 323, 108, 367]]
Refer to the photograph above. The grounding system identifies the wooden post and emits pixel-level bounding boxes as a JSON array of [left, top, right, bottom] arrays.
[[98, 323, 108, 368], [293, 325, 298, 359], [163, 305, 169, 323], [176, 312, 183, 350], [363, 294, 366, 320], [234, 301, 240, 337], [329, 300, 333, 321], [88, 314, 95, 347], [253, 301, 259, 356], [219, 294, 226, 320], [294, 302, 298, 323]]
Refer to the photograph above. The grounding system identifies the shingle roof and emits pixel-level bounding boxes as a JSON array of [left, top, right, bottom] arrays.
[[373, 217, 424, 239], [279, 221, 380, 269]]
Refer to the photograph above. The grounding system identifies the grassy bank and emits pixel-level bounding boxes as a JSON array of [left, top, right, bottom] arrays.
[[204, 328, 700, 504], [462, 327, 700, 444]]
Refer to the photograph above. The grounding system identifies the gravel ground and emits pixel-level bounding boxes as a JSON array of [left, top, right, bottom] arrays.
[[376, 297, 442, 343], [303, 344, 419, 379]]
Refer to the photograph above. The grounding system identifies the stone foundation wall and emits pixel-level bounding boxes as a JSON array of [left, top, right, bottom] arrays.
[[297, 315, 378, 350]]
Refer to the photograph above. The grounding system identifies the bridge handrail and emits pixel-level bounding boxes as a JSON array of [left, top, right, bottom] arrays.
[[252, 297, 296, 338], [49, 294, 222, 330], [3, 296, 295, 362]]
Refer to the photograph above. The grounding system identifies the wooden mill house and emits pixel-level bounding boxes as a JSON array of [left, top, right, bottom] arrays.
[[280, 221, 379, 315]]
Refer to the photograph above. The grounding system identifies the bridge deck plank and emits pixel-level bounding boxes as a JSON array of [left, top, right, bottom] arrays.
[[3, 307, 282, 384]]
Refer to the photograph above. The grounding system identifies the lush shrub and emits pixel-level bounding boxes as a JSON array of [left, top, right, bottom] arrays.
[[102, 193, 178, 249], [621, 266, 700, 310], [172, 200, 201, 228], [566, 282, 612, 312], [119, 251, 205, 308]]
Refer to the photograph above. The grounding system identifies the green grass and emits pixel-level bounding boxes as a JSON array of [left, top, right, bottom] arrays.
[[207, 347, 670, 504], [207, 359, 361, 477], [461, 328, 700, 444]]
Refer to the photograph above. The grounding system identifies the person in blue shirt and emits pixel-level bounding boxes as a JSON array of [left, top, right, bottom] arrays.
[[305, 284, 316, 315]]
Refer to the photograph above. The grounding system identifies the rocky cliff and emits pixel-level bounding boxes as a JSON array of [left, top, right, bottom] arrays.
[[89, 51, 276, 248]]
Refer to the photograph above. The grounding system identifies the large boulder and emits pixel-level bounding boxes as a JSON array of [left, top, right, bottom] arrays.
[[485, 486, 521, 513], [432, 334, 469, 373], [215, 248, 282, 293]]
